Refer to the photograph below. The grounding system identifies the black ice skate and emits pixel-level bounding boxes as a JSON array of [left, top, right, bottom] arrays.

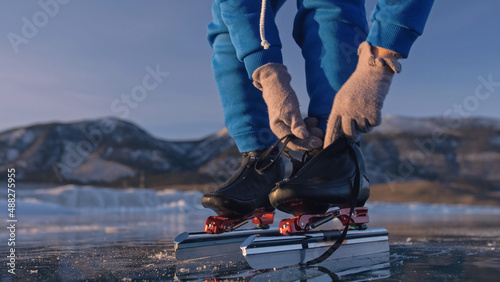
[[177, 137, 386, 267], [201, 148, 284, 234], [268, 137, 369, 217]]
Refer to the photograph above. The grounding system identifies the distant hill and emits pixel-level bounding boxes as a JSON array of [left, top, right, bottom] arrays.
[[364, 115, 500, 205], [1, 116, 499, 205], [0, 117, 234, 187]]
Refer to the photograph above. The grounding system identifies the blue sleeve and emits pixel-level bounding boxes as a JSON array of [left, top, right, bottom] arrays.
[[366, 0, 434, 57], [215, 0, 283, 78]]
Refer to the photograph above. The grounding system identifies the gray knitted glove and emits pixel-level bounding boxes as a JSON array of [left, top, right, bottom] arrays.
[[253, 63, 322, 151], [324, 42, 401, 147], [288, 116, 324, 151]]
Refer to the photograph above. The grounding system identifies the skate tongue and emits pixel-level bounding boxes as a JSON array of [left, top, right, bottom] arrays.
[[303, 142, 361, 266]]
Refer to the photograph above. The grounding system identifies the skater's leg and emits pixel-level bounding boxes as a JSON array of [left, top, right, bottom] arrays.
[[203, 1, 288, 219], [271, 0, 434, 216], [293, 0, 369, 132], [211, 0, 321, 152], [208, 1, 284, 152], [267, 0, 369, 215], [214, 0, 285, 78], [323, 0, 434, 144]]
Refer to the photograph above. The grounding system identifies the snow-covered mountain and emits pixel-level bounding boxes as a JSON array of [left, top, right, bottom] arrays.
[[365, 115, 500, 185], [0, 117, 234, 185], [1, 116, 499, 194]]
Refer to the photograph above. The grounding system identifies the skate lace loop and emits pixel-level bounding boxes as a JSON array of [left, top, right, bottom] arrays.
[[254, 135, 320, 176], [254, 134, 294, 175]]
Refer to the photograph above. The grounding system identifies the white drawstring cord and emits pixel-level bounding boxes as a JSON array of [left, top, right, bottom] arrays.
[[259, 0, 270, 49]]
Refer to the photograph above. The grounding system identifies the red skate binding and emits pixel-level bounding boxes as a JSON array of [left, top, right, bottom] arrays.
[[204, 210, 275, 234], [279, 207, 369, 235]]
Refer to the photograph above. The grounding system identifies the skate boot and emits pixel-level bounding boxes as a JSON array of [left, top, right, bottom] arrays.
[[269, 137, 369, 217], [267, 136, 371, 265], [201, 148, 285, 233]]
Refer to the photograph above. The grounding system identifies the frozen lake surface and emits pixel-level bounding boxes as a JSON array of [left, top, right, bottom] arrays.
[[1, 185, 499, 280]]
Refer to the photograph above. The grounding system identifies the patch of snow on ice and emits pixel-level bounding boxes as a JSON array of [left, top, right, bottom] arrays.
[[20, 225, 102, 235], [35, 185, 76, 195], [0, 185, 205, 216]]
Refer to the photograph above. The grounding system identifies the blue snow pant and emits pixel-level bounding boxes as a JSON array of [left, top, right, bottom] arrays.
[[208, 0, 433, 153]]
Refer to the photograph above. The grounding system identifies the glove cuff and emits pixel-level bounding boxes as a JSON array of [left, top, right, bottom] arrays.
[[358, 41, 402, 74], [252, 63, 290, 91]]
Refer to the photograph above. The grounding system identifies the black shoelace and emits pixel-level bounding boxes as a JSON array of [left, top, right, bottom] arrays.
[[254, 134, 293, 175], [304, 142, 360, 266]]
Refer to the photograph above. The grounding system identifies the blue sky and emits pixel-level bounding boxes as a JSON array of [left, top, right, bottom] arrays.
[[1, 1, 499, 140]]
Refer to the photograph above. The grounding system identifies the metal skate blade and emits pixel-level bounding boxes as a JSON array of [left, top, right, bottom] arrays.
[[241, 227, 389, 270], [174, 228, 280, 260]]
